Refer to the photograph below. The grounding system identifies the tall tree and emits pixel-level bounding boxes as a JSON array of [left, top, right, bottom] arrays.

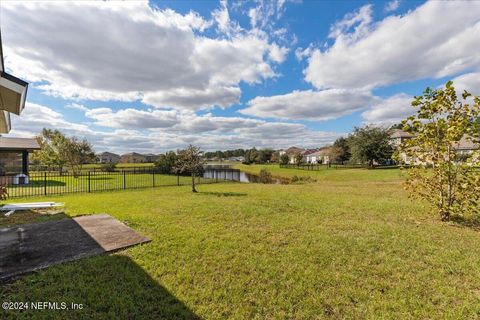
[[332, 137, 351, 164], [348, 126, 393, 167], [396, 81, 480, 221], [280, 153, 290, 165], [294, 152, 304, 165], [155, 151, 178, 174], [175, 145, 205, 193], [32, 129, 96, 176]]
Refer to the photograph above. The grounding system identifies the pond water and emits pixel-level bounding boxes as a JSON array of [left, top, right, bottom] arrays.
[[203, 165, 287, 184]]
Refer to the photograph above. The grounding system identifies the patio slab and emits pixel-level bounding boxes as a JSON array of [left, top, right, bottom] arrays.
[[0, 214, 150, 281]]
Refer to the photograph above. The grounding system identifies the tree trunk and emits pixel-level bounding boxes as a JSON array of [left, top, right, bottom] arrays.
[[191, 173, 197, 193], [440, 210, 450, 221]]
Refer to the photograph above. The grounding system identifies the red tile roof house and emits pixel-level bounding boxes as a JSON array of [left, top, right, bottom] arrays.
[[0, 31, 40, 185]]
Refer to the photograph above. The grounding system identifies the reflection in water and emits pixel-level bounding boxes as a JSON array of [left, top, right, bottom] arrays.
[[203, 165, 287, 184]]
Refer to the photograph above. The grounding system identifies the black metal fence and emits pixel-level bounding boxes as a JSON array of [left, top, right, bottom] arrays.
[[0, 167, 241, 198]]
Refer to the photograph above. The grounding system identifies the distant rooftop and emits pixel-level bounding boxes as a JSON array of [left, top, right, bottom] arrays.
[[390, 129, 414, 139]]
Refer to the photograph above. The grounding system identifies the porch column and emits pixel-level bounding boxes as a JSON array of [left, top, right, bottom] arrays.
[[22, 150, 28, 175]]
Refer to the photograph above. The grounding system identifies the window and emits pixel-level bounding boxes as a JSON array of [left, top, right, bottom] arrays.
[[0, 152, 22, 175]]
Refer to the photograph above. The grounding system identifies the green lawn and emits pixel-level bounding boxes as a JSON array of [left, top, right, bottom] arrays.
[[1, 167, 480, 319], [7, 173, 216, 197]]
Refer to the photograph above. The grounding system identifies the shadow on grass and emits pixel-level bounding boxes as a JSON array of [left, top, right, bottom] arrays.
[[370, 166, 400, 170], [86, 176, 116, 181], [450, 215, 480, 231], [197, 191, 247, 197], [1, 255, 200, 319], [0, 210, 68, 228], [23, 180, 67, 187]]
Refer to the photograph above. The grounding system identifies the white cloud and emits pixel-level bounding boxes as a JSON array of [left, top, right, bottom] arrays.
[[65, 103, 89, 112], [384, 0, 400, 13], [328, 4, 373, 40], [361, 93, 413, 125], [451, 73, 480, 96], [142, 86, 241, 110], [10, 102, 90, 135], [85, 108, 179, 129], [245, 0, 291, 30], [10, 102, 342, 153], [303, 1, 480, 90], [241, 89, 377, 120], [268, 43, 289, 63], [1, 1, 284, 110]]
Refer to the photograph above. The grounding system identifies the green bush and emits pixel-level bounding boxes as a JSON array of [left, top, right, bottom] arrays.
[[258, 169, 273, 184], [100, 163, 117, 172]]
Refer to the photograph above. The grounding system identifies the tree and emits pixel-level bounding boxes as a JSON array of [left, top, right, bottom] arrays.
[[396, 81, 480, 221], [348, 126, 393, 167], [326, 146, 343, 164], [258, 149, 274, 163], [294, 152, 303, 165], [332, 137, 351, 164], [32, 129, 96, 176], [244, 148, 258, 164], [270, 151, 279, 163], [31, 129, 67, 169], [155, 151, 178, 174], [280, 153, 289, 165], [174, 145, 205, 193]]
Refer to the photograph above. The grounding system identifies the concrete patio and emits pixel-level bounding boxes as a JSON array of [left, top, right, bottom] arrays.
[[0, 214, 150, 281]]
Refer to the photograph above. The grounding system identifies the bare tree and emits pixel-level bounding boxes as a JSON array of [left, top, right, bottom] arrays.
[[175, 145, 205, 193]]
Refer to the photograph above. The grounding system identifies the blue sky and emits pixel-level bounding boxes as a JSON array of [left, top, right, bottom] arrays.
[[2, 0, 479, 153]]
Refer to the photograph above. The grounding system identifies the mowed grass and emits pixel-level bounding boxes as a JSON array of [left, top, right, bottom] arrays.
[[7, 173, 213, 197], [1, 167, 480, 319]]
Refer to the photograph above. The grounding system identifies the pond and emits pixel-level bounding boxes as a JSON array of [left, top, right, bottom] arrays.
[[203, 165, 288, 184]]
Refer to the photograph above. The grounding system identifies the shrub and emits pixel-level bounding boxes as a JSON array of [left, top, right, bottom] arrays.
[[100, 162, 117, 172], [0, 185, 8, 200], [258, 169, 273, 184], [397, 82, 480, 221]]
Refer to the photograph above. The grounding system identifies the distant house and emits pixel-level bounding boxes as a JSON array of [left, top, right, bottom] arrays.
[[279, 146, 305, 164], [390, 129, 479, 164], [144, 153, 160, 163], [389, 129, 414, 148], [305, 147, 333, 164], [389, 130, 415, 164], [120, 153, 147, 163], [227, 156, 245, 162], [454, 136, 480, 156], [97, 152, 120, 164], [301, 149, 318, 162]]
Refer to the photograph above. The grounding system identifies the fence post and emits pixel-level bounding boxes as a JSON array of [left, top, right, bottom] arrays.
[[177, 173, 180, 186], [152, 169, 155, 188], [44, 172, 47, 196], [123, 170, 126, 189], [88, 171, 91, 193]]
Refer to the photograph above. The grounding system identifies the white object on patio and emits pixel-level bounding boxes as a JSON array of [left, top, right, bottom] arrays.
[[0, 202, 64, 217]]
